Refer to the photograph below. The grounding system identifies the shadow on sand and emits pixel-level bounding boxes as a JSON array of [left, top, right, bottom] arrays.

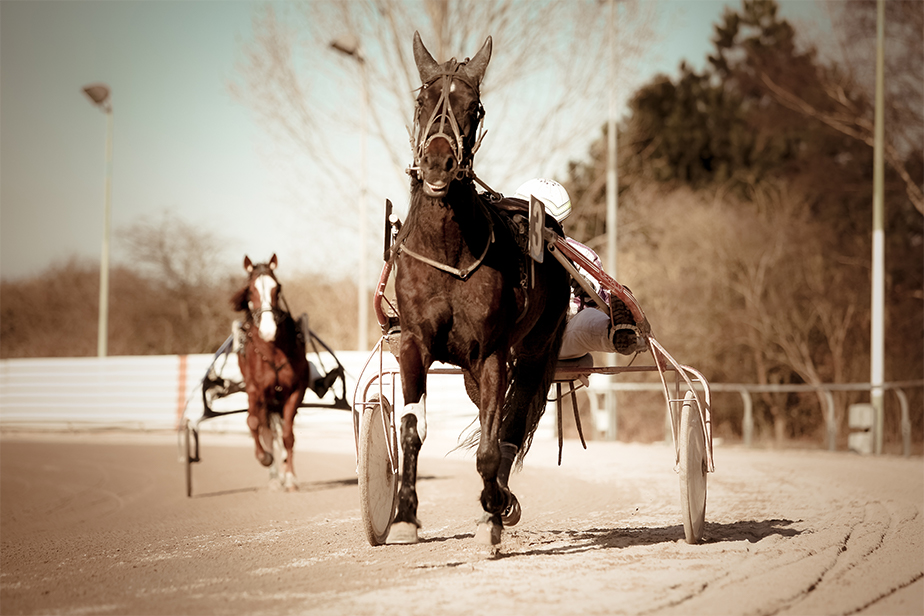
[[485, 518, 803, 559], [192, 476, 358, 498]]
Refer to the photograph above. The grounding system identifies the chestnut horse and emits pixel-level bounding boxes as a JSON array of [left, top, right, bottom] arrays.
[[232, 254, 309, 491], [388, 32, 570, 545]]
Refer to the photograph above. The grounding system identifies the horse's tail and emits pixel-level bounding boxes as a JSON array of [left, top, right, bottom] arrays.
[[502, 306, 568, 467]]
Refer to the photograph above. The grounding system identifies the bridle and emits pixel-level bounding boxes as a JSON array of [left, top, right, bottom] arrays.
[[399, 58, 501, 281], [242, 269, 297, 392], [407, 61, 486, 183], [246, 268, 288, 332]]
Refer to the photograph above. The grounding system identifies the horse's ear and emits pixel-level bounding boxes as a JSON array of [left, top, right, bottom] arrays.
[[465, 36, 492, 88], [244, 255, 254, 272], [413, 30, 440, 84], [269, 254, 277, 270]]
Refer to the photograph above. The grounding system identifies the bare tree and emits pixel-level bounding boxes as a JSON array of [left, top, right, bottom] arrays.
[[118, 212, 237, 353], [2, 213, 400, 357], [120, 211, 232, 291], [760, 0, 924, 214], [280, 272, 368, 352], [720, 184, 866, 441], [611, 182, 870, 445], [0, 259, 101, 358], [229, 0, 658, 226]]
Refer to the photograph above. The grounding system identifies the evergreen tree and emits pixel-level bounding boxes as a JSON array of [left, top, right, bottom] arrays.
[[562, 0, 922, 446]]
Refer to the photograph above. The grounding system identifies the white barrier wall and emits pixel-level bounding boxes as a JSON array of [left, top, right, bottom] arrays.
[[0, 351, 535, 441], [1, 355, 193, 430]]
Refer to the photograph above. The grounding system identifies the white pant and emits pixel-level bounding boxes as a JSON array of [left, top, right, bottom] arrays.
[[559, 308, 613, 359], [308, 361, 321, 383]]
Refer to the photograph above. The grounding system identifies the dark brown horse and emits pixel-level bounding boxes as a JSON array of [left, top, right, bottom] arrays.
[[388, 32, 570, 545], [231, 254, 309, 492]]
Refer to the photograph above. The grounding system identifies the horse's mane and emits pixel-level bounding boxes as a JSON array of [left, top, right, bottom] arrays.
[[230, 285, 249, 314]]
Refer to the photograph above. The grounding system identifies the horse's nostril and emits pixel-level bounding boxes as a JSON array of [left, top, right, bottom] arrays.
[[444, 157, 456, 173]]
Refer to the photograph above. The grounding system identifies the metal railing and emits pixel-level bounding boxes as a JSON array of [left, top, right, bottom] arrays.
[[588, 378, 922, 456]]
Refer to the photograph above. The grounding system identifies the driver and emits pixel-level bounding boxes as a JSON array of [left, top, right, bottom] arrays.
[[512, 178, 640, 360]]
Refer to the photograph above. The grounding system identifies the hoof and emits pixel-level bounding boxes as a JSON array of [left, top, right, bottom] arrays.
[[474, 515, 502, 546], [284, 473, 298, 492], [268, 477, 283, 492], [386, 522, 419, 544], [501, 494, 521, 526], [258, 451, 274, 467]]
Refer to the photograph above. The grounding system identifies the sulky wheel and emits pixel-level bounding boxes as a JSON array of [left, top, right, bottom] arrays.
[[678, 390, 707, 543], [358, 393, 399, 546]]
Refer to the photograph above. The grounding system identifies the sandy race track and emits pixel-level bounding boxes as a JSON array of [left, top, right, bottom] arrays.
[[1, 427, 922, 616]]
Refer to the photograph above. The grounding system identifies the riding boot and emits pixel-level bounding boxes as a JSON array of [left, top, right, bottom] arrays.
[[311, 366, 343, 398], [497, 442, 518, 488], [298, 313, 310, 344], [609, 297, 639, 355]]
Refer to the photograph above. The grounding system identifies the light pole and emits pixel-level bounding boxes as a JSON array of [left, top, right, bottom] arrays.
[[604, 0, 620, 440], [871, 0, 885, 454], [83, 83, 113, 358], [606, 0, 618, 284], [330, 35, 369, 352]]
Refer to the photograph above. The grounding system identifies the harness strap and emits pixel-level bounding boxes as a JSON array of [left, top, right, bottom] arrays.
[[398, 223, 495, 281], [397, 182, 497, 281], [243, 326, 290, 399], [420, 74, 465, 164]]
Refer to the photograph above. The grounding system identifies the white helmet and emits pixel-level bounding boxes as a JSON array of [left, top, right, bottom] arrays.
[[514, 178, 571, 222]]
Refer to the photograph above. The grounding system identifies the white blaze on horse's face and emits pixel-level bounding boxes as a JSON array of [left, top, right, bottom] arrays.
[[251, 274, 278, 341]]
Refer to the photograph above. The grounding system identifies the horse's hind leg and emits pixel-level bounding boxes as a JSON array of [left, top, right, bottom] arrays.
[[474, 354, 508, 546], [495, 347, 560, 527], [496, 441, 521, 525], [280, 393, 300, 492], [267, 414, 284, 491]]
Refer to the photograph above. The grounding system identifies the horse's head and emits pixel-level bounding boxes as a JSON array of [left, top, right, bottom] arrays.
[[235, 254, 283, 342], [410, 31, 492, 198]]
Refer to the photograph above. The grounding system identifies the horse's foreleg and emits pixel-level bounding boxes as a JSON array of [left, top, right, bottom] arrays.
[[386, 409, 424, 544], [280, 391, 301, 492], [389, 339, 428, 544], [246, 395, 273, 467]]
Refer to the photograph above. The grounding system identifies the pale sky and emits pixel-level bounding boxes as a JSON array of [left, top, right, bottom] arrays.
[[0, 0, 831, 284]]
